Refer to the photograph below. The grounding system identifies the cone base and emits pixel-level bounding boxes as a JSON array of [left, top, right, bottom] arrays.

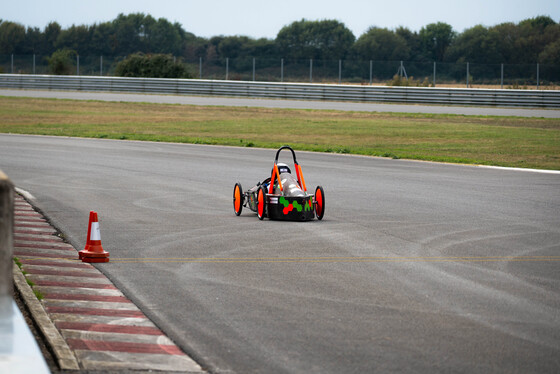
[[81, 250, 110, 263], [80, 250, 109, 257], [78, 250, 88, 259], [79, 240, 108, 261], [82, 256, 110, 263], [80, 248, 110, 263]]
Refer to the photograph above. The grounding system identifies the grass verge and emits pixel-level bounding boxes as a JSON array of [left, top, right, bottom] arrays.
[[13, 256, 44, 300], [1, 96, 559, 170]]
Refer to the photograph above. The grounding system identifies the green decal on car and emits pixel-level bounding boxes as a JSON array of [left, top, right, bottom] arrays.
[[279, 196, 303, 214]]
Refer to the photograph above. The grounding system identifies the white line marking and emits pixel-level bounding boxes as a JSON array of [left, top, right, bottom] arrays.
[[15, 187, 36, 201]]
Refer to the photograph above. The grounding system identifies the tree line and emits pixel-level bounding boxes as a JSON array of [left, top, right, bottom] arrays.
[[1, 13, 559, 66]]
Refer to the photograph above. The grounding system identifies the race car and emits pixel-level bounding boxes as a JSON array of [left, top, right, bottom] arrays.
[[233, 146, 325, 221]]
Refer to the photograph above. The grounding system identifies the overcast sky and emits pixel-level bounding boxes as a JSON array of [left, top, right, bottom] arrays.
[[4, 0, 560, 38]]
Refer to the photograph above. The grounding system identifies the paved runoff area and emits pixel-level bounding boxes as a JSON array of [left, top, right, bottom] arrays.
[[13, 192, 204, 373]]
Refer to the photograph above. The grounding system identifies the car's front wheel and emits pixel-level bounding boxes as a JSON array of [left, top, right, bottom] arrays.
[[257, 185, 267, 220], [233, 182, 243, 216], [314, 186, 325, 220]]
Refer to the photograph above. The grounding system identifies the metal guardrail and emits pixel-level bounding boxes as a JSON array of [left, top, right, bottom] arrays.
[[1, 74, 559, 108]]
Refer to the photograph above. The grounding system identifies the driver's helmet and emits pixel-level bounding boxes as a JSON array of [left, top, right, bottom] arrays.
[[276, 162, 291, 174]]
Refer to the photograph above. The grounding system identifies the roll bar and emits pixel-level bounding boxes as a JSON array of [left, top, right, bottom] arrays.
[[274, 145, 298, 165], [270, 146, 307, 194]]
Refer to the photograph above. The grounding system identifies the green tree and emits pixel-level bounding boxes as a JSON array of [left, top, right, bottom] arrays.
[[115, 53, 192, 78], [55, 25, 91, 55], [516, 16, 559, 63], [354, 27, 410, 61], [539, 39, 560, 64], [0, 21, 26, 54], [217, 36, 251, 59], [111, 13, 156, 54], [43, 22, 61, 55], [248, 38, 278, 60], [487, 22, 519, 63], [47, 49, 77, 75], [23, 26, 43, 54], [276, 19, 355, 60], [181, 33, 209, 60], [395, 26, 424, 61], [519, 15, 556, 30], [148, 18, 183, 55], [90, 22, 114, 56], [446, 25, 501, 63], [419, 22, 455, 61]]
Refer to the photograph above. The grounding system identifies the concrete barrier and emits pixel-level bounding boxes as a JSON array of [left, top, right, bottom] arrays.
[[0, 170, 13, 300], [0, 170, 15, 369], [0, 172, 50, 373]]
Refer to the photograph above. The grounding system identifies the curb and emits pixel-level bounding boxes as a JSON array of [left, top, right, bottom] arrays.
[[12, 192, 205, 372], [13, 263, 80, 370]]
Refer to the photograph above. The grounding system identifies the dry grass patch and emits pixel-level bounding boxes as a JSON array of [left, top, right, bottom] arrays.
[[1, 96, 559, 170]]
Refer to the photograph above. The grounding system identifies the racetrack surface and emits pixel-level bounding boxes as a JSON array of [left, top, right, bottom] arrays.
[[2, 134, 559, 373], [1, 88, 560, 118]]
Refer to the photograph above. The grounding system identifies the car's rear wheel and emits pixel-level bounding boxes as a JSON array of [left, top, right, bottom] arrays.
[[314, 186, 325, 220], [233, 183, 243, 216], [257, 185, 267, 220]]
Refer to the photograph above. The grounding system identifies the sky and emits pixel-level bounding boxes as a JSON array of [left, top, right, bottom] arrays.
[[3, 0, 560, 39]]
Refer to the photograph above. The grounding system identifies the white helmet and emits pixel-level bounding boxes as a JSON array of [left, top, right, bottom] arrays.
[[276, 162, 291, 174]]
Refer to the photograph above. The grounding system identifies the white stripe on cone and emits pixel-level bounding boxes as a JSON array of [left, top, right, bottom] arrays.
[[90, 222, 101, 241]]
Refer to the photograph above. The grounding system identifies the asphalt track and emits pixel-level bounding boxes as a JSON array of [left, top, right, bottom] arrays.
[[1, 88, 560, 118], [2, 130, 559, 373]]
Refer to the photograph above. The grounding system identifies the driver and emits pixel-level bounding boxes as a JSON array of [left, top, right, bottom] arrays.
[[276, 163, 305, 197]]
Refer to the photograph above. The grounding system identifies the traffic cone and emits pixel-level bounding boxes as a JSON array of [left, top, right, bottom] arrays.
[[80, 211, 109, 263]]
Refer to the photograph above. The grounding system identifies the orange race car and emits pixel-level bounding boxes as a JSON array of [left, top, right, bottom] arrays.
[[233, 146, 325, 221]]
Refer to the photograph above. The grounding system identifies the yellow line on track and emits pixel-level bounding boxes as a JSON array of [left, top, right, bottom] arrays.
[[108, 255, 560, 264], [16, 255, 560, 264]]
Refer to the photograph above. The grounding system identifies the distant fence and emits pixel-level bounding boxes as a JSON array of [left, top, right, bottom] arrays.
[[2, 54, 559, 88], [1, 74, 559, 107]]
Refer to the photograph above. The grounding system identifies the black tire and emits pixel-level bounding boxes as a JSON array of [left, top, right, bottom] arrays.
[[233, 183, 243, 216], [314, 186, 325, 220], [257, 185, 267, 220]]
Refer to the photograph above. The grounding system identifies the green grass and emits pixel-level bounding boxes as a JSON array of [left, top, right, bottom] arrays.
[[13, 256, 44, 300], [33, 289, 44, 300], [1, 96, 559, 170]]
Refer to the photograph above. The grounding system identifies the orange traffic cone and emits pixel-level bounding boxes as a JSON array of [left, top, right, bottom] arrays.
[[80, 211, 109, 263]]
